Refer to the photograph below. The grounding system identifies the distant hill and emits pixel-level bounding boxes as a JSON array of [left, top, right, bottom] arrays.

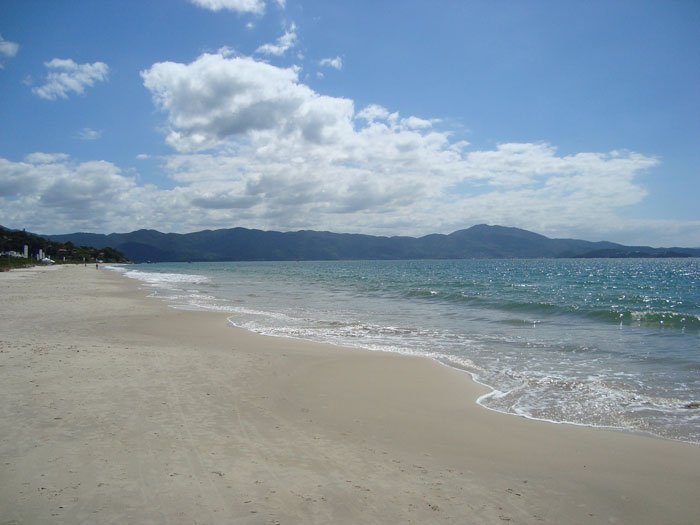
[[574, 248, 696, 258], [42, 224, 700, 263]]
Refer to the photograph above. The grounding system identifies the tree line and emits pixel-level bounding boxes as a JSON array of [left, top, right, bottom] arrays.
[[1, 226, 128, 270]]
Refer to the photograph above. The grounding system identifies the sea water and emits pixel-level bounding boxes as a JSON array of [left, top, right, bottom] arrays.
[[107, 258, 700, 443]]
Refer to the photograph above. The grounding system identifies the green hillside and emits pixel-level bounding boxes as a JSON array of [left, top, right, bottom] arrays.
[[0, 226, 128, 271]]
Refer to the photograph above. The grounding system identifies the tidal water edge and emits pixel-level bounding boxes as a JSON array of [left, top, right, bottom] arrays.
[[108, 258, 700, 443]]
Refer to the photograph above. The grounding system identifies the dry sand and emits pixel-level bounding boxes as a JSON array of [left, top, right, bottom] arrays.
[[1, 265, 699, 524]]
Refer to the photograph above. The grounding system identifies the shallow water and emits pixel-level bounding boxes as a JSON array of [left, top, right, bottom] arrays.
[[108, 258, 700, 442]]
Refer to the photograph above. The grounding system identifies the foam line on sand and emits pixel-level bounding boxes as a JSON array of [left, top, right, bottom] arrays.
[[1, 265, 699, 523]]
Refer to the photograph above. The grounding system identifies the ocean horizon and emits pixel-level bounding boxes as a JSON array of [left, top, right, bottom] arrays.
[[107, 258, 700, 444]]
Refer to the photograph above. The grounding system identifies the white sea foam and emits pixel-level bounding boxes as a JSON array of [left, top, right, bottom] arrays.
[[119, 268, 210, 286], [109, 260, 700, 444]]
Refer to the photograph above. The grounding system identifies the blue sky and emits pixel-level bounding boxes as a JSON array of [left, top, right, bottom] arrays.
[[1, 0, 698, 246]]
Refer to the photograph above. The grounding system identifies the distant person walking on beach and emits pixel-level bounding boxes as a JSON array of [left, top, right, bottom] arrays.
[[95, 261, 98, 270]]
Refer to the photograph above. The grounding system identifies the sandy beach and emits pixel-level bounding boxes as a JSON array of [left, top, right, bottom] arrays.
[[1, 265, 699, 524]]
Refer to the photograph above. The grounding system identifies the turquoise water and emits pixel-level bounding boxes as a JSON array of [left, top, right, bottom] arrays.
[[109, 258, 700, 443]]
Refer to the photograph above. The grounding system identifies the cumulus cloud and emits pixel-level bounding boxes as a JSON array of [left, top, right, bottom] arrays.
[[24, 152, 70, 164], [0, 141, 685, 243], [356, 104, 394, 123], [0, 154, 193, 234], [255, 23, 297, 56], [0, 34, 19, 64], [141, 52, 353, 151], [0, 156, 125, 230], [401, 116, 434, 129], [319, 56, 342, 70], [158, 142, 659, 240], [188, 0, 266, 14], [3, 52, 687, 244], [32, 58, 109, 100], [130, 50, 672, 241]]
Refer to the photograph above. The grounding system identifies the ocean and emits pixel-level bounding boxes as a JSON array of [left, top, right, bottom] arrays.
[[107, 258, 700, 443]]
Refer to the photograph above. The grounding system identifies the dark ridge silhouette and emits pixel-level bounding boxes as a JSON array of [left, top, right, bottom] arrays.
[[42, 224, 700, 263]]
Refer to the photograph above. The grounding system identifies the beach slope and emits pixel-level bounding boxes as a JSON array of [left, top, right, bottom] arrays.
[[1, 266, 698, 523]]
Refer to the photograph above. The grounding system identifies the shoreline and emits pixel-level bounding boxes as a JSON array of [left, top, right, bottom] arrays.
[[113, 259, 700, 445], [134, 266, 696, 447], [2, 265, 699, 523]]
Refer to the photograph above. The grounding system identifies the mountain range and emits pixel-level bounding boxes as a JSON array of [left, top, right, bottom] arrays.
[[42, 225, 700, 263]]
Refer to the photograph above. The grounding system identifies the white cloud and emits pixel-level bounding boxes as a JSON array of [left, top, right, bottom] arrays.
[[188, 0, 265, 14], [0, 156, 126, 230], [401, 116, 433, 129], [356, 104, 393, 123], [0, 154, 188, 234], [141, 52, 353, 152], [4, 52, 693, 245], [0, 33, 19, 59], [255, 23, 297, 56], [24, 152, 70, 164], [319, 56, 342, 70], [132, 51, 672, 242], [1, 143, 692, 245], [32, 58, 109, 101], [77, 127, 102, 140]]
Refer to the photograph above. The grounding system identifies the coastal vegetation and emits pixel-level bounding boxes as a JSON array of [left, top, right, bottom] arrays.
[[0, 225, 128, 271]]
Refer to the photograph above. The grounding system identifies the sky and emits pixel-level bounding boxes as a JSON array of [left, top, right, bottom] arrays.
[[0, 0, 698, 246]]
